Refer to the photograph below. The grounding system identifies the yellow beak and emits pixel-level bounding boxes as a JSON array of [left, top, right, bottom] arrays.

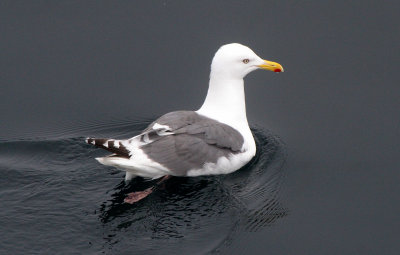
[[257, 59, 284, 73]]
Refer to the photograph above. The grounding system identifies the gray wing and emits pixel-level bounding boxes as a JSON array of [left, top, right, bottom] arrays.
[[139, 111, 244, 176]]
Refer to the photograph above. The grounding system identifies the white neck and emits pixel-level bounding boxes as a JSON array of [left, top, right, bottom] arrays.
[[197, 75, 248, 129]]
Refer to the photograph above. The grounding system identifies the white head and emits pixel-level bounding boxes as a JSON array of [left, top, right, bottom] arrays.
[[210, 43, 284, 79]]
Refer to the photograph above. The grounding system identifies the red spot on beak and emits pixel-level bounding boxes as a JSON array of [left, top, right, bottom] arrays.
[[274, 69, 281, 72]]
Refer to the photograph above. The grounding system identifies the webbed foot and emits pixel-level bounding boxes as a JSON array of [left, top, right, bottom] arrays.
[[124, 188, 153, 204]]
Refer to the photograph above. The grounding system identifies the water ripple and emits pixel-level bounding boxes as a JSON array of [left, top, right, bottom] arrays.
[[96, 126, 287, 254], [0, 120, 287, 254]]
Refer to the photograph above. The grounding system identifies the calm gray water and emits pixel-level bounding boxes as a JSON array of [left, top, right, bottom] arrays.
[[0, 120, 286, 254], [1, 1, 399, 254]]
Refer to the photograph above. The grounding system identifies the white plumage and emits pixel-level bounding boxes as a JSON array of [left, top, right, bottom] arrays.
[[86, 43, 283, 181]]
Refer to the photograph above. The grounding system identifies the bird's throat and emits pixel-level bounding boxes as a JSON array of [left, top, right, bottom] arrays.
[[197, 77, 248, 128]]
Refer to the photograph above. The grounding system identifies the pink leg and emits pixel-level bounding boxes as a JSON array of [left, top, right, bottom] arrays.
[[124, 175, 171, 204], [124, 187, 153, 204]]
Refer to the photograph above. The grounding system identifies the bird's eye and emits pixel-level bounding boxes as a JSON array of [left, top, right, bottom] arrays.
[[242, 59, 250, 64]]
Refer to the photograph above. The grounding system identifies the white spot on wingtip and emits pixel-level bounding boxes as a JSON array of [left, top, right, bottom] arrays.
[[103, 142, 108, 148], [91, 140, 95, 145], [153, 123, 171, 131], [114, 141, 120, 148]]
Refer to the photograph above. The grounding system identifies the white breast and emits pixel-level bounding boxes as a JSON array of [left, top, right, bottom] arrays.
[[186, 121, 256, 177]]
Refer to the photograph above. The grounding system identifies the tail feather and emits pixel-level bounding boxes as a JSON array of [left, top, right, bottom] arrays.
[[85, 138, 131, 159]]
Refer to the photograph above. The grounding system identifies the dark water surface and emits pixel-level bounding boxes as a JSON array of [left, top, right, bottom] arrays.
[[0, 121, 286, 254], [1, 1, 399, 254]]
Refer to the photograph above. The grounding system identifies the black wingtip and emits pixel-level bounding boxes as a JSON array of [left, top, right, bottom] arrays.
[[85, 137, 131, 159], [85, 137, 99, 145]]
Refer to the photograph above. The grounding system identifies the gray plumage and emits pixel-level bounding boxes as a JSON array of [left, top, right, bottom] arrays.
[[85, 43, 282, 181], [141, 111, 244, 175], [86, 111, 244, 176]]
